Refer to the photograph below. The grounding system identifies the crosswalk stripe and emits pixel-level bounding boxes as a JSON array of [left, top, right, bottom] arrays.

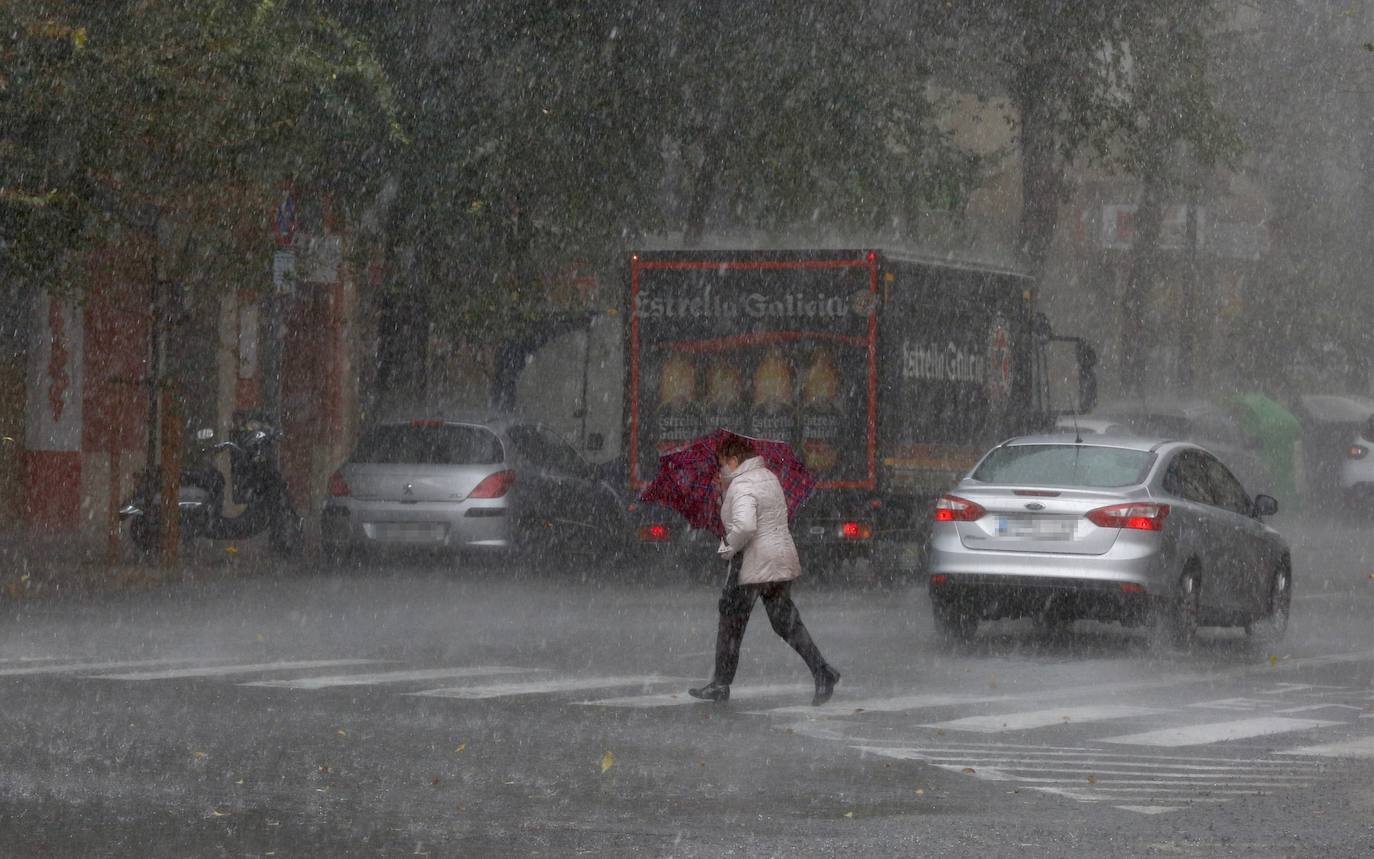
[[241, 666, 541, 690], [89, 660, 381, 681], [922, 705, 1164, 734], [1100, 717, 1344, 748], [1278, 736, 1374, 759], [0, 658, 225, 677], [761, 692, 1008, 717], [410, 675, 687, 701], [579, 684, 811, 708]]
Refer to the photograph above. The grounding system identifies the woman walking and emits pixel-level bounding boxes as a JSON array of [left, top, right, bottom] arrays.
[[688, 436, 840, 705]]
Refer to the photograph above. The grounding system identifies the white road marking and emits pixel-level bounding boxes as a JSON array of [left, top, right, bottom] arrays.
[[579, 684, 811, 708], [90, 660, 381, 681], [760, 692, 1008, 717], [1112, 805, 1185, 815], [922, 705, 1163, 734], [410, 675, 688, 700], [1278, 736, 1374, 759], [1100, 717, 1344, 748], [241, 666, 541, 690], [0, 657, 225, 677], [854, 746, 1297, 766]]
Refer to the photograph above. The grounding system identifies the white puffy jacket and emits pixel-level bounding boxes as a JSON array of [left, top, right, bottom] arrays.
[[717, 456, 801, 585]]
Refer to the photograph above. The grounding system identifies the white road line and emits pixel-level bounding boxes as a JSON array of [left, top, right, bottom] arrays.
[[410, 675, 688, 700], [873, 755, 1305, 773], [760, 692, 1008, 718], [922, 705, 1163, 734], [1112, 805, 1185, 815], [579, 684, 811, 708], [930, 765, 1307, 787], [1278, 736, 1374, 759], [1101, 717, 1344, 748], [90, 660, 381, 681], [241, 666, 541, 690], [0, 657, 225, 677], [853, 745, 1299, 766]]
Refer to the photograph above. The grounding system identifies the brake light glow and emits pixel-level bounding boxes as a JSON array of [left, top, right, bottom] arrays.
[[934, 495, 985, 522], [1086, 502, 1170, 532], [930, 574, 948, 586], [840, 521, 873, 540], [637, 524, 671, 542], [467, 470, 516, 499], [1348, 445, 1368, 460], [1119, 582, 1146, 594], [327, 471, 351, 497]]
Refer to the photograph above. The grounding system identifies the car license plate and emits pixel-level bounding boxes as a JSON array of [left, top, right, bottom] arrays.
[[808, 526, 827, 538], [994, 516, 1074, 540]]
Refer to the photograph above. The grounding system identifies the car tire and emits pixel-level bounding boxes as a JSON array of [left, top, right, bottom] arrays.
[[932, 598, 977, 642], [1153, 567, 1201, 650], [1245, 562, 1291, 643]]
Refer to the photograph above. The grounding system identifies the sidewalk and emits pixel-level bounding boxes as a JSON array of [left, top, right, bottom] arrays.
[[0, 529, 289, 604]]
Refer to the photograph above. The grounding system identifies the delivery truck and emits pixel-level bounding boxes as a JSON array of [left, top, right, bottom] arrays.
[[503, 248, 1097, 576]]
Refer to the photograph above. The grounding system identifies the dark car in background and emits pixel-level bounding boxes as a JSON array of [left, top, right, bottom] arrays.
[[1294, 395, 1374, 506], [321, 418, 629, 565]]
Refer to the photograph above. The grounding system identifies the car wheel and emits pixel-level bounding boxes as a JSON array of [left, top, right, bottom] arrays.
[[932, 598, 977, 642], [1154, 567, 1201, 649], [1245, 562, 1291, 643]]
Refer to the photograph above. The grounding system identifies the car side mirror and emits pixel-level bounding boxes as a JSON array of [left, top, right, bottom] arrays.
[[1253, 494, 1279, 518]]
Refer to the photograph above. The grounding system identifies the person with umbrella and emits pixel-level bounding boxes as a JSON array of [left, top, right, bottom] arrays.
[[683, 434, 840, 705]]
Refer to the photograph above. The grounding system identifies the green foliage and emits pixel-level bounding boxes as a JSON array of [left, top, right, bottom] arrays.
[[0, 0, 402, 296]]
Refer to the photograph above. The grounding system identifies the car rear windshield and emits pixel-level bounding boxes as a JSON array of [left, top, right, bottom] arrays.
[[972, 444, 1153, 488], [352, 424, 503, 465]]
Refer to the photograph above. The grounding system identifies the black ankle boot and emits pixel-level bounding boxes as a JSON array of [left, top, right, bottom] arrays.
[[688, 681, 730, 702], [812, 666, 840, 706]]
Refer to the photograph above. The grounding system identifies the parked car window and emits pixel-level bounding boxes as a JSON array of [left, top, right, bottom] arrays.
[[1162, 450, 1214, 505], [1202, 454, 1253, 516], [353, 424, 503, 465], [972, 444, 1154, 488]]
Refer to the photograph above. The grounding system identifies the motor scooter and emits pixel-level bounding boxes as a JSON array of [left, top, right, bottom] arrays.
[[120, 413, 303, 556]]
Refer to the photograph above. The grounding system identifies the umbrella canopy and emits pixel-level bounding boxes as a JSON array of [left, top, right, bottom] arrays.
[[639, 428, 816, 537]]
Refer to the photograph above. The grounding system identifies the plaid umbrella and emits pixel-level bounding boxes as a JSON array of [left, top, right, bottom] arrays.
[[639, 428, 817, 537]]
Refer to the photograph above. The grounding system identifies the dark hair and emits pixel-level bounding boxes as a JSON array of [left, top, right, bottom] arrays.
[[717, 435, 757, 462]]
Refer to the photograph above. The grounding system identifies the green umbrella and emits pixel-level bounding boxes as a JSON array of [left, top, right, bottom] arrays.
[[1228, 393, 1301, 508]]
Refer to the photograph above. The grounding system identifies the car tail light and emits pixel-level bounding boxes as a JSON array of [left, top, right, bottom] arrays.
[[327, 471, 351, 497], [637, 524, 671, 542], [1119, 582, 1146, 594], [1086, 502, 1169, 532], [934, 495, 985, 522], [1347, 445, 1368, 460], [840, 521, 873, 540], [468, 470, 516, 499], [930, 574, 949, 587]]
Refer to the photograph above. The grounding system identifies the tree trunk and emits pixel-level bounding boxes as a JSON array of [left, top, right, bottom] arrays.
[[1120, 159, 1167, 393], [1016, 94, 1063, 283]]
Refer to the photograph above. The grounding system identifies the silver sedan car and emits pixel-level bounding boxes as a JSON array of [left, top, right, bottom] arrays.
[[321, 418, 628, 562], [926, 435, 1291, 646]]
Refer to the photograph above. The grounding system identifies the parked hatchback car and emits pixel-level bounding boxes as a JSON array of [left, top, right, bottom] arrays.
[[926, 435, 1291, 646], [321, 418, 628, 563]]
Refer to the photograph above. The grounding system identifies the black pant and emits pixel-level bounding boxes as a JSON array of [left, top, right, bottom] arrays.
[[712, 555, 828, 685]]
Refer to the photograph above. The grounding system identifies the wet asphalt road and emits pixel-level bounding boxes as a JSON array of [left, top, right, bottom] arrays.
[[0, 519, 1371, 857]]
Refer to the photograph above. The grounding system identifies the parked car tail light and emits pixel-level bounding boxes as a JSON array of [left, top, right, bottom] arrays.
[[467, 470, 516, 499], [934, 495, 986, 522], [327, 471, 351, 497], [840, 521, 873, 540], [1086, 502, 1170, 532], [1347, 444, 1368, 460], [637, 524, 671, 542]]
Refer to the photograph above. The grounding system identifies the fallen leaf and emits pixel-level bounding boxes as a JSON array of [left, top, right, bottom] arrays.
[[226, 546, 239, 555], [210, 808, 228, 817], [1087, 774, 1098, 785], [319, 766, 331, 774], [844, 811, 854, 819], [961, 767, 976, 775], [431, 776, 442, 786], [600, 751, 615, 774], [193, 751, 207, 761], [1268, 654, 1279, 667], [914, 788, 925, 796], [455, 743, 466, 753], [336, 729, 347, 737], [852, 708, 865, 714]]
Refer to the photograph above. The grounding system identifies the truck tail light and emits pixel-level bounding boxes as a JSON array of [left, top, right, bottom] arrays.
[[1086, 502, 1169, 532], [840, 521, 873, 540], [327, 471, 351, 497], [934, 495, 985, 522], [637, 524, 671, 542], [1347, 445, 1368, 460], [468, 470, 516, 499]]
